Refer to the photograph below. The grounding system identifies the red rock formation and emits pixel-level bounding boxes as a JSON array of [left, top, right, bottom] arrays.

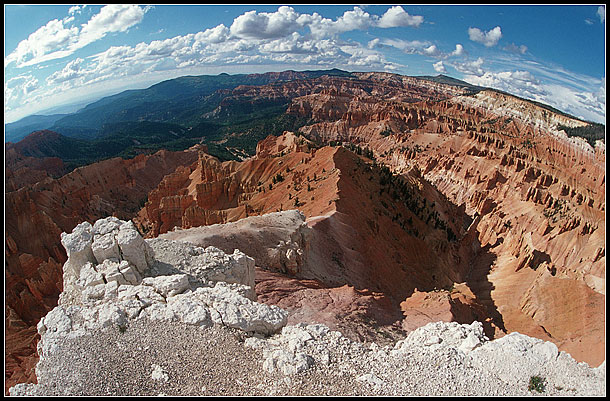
[[284, 79, 604, 366], [5, 140, 67, 191], [137, 132, 486, 351], [256, 268, 405, 344], [5, 146, 200, 393], [400, 285, 500, 339]]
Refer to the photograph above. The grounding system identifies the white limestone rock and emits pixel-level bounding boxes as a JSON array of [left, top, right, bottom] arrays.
[[37, 306, 72, 337], [468, 331, 559, 384], [117, 220, 154, 273], [356, 373, 386, 389], [77, 262, 105, 289], [392, 321, 487, 356], [91, 232, 121, 264], [81, 284, 106, 302], [158, 295, 213, 327], [60, 221, 96, 286], [117, 283, 166, 305], [195, 281, 288, 335], [146, 239, 257, 300], [141, 274, 190, 297], [92, 216, 122, 236], [246, 323, 335, 376], [98, 304, 128, 329], [151, 364, 169, 382], [262, 349, 314, 375], [59, 218, 153, 306]]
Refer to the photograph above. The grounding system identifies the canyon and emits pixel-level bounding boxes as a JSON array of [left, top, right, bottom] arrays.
[[4, 70, 605, 393]]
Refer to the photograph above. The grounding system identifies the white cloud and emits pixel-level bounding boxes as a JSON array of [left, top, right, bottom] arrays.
[[304, 7, 374, 38], [46, 58, 85, 84], [433, 60, 447, 74], [375, 38, 431, 54], [336, 6, 374, 31], [464, 70, 546, 98], [468, 26, 502, 47], [76, 5, 150, 48], [377, 6, 423, 28], [423, 45, 441, 57], [598, 6, 605, 23], [451, 57, 485, 76], [5, 19, 78, 67], [195, 24, 230, 44], [4, 75, 39, 107], [68, 5, 85, 15], [503, 43, 528, 54], [229, 6, 304, 39], [36, 15, 395, 96], [450, 44, 465, 57], [463, 69, 605, 123], [5, 5, 149, 68], [374, 38, 464, 60]]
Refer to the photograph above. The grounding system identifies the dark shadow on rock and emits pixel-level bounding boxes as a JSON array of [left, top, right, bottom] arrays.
[[530, 250, 551, 270], [463, 238, 506, 339]]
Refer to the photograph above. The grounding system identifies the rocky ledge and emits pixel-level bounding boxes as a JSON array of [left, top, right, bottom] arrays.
[[9, 217, 605, 396]]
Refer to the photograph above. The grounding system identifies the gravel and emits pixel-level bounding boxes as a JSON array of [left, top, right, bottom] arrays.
[[10, 318, 606, 396]]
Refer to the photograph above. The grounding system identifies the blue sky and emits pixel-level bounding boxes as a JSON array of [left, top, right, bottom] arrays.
[[4, 4, 606, 124]]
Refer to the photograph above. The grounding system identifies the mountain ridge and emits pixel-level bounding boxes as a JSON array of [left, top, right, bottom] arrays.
[[6, 70, 600, 145]]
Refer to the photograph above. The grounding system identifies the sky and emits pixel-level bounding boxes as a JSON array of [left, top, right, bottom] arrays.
[[4, 4, 607, 124]]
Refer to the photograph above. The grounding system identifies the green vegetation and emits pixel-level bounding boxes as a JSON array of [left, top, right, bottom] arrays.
[[375, 162, 457, 242], [522, 139, 535, 149], [379, 128, 393, 137], [343, 142, 374, 159], [272, 172, 285, 184], [22, 98, 313, 170], [557, 123, 605, 147], [528, 375, 546, 393]]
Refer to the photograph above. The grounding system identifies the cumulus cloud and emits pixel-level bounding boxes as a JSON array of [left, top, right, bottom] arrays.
[[377, 6, 423, 28], [5, 5, 149, 68], [77, 5, 150, 47], [423, 45, 441, 57], [4, 75, 39, 107], [68, 5, 85, 15], [196, 24, 230, 44], [598, 6, 605, 23], [468, 26, 502, 47], [433, 61, 447, 74], [229, 6, 304, 39], [450, 44, 465, 57], [303, 6, 375, 38], [451, 57, 485, 76], [464, 70, 546, 98], [6, 5, 425, 117], [227, 6, 423, 41], [46, 58, 85, 85]]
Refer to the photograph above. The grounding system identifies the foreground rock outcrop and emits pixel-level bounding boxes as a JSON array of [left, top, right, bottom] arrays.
[[9, 218, 605, 396], [5, 147, 201, 392]]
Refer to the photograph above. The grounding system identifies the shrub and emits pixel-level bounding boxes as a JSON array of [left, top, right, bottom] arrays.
[[528, 376, 546, 393]]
